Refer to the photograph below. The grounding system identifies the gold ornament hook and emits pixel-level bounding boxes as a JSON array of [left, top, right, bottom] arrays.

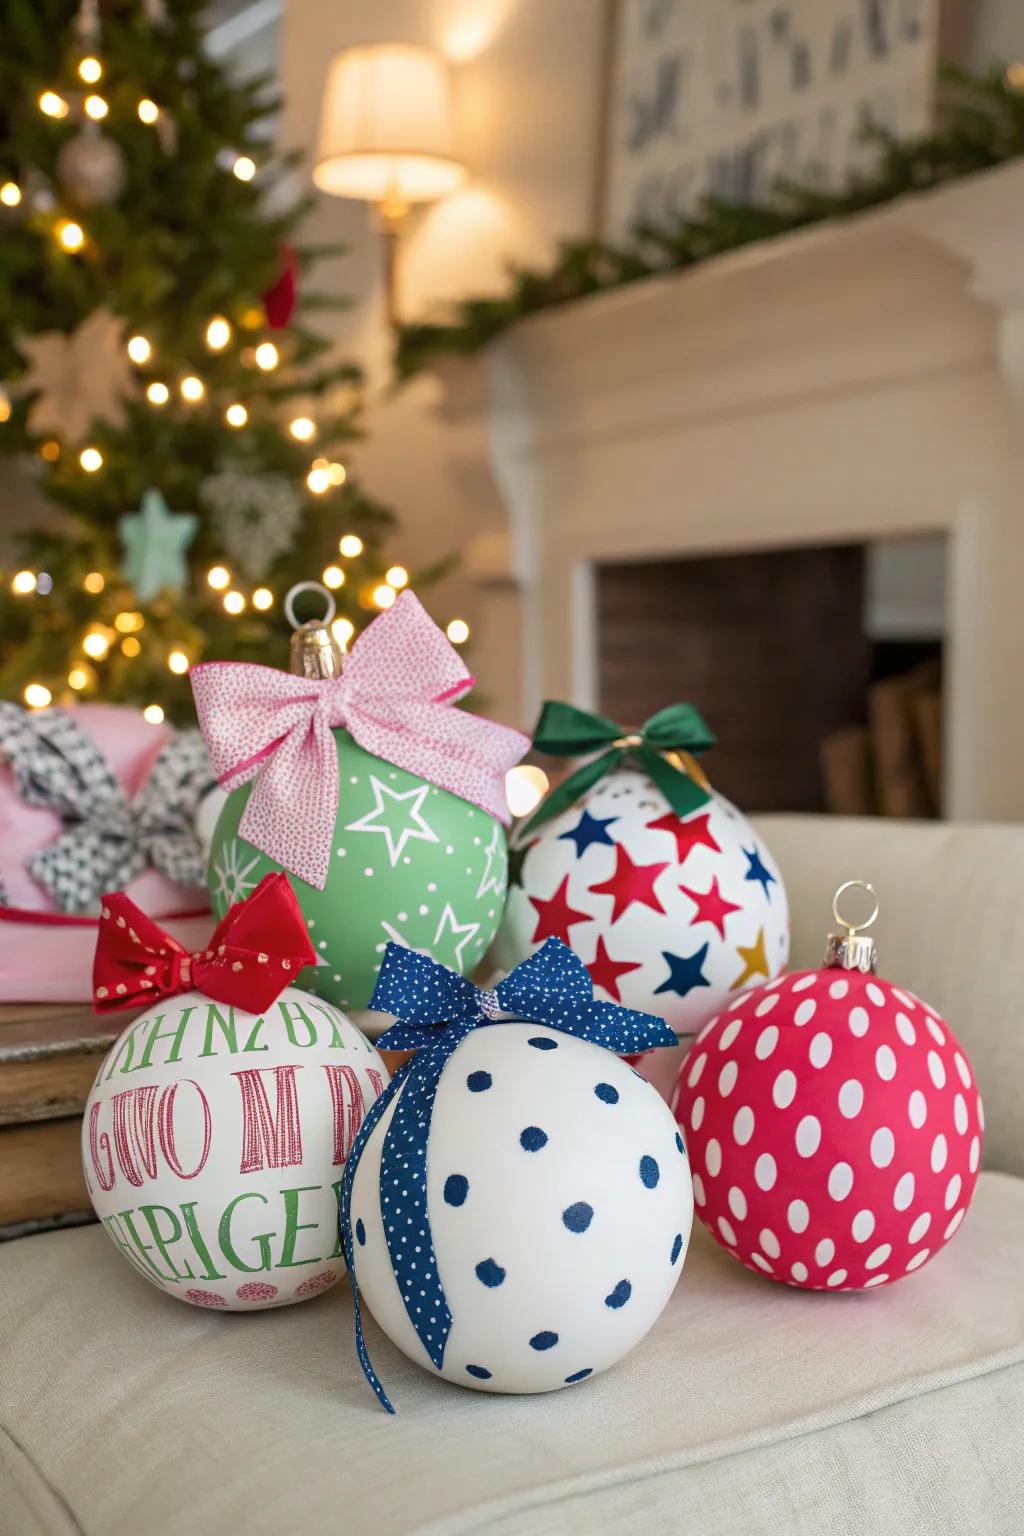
[[284, 580, 343, 679], [831, 880, 879, 937], [824, 881, 879, 974]]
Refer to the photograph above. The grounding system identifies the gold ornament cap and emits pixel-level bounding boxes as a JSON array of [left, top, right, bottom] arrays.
[[285, 581, 343, 679], [823, 880, 879, 973]]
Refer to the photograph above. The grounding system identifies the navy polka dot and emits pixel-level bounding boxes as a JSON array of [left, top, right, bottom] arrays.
[[355, 1218, 366, 1247], [530, 1330, 559, 1351], [520, 1125, 548, 1151], [675, 1131, 685, 1154], [670, 1233, 683, 1265], [528, 1037, 558, 1051], [562, 1202, 594, 1233], [605, 1279, 632, 1309], [467, 1070, 492, 1092], [565, 1368, 593, 1383], [466, 1364, 492, 1380], [639, 1155, 660, 1189], [475, 1258, 506, 1288], [444, 1174, 469, 1206], [594, 1082, 619, 1105]]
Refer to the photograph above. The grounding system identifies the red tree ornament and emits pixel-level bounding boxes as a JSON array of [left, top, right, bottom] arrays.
[[673, 882, 983, 1291], [262, 243, 298, 329]]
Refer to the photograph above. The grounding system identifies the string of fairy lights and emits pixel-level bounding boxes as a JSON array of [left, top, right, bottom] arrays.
[[3, 20, 472, 717]]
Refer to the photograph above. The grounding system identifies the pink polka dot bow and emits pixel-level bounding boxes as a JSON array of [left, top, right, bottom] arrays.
[[190, 592, 530, 889]]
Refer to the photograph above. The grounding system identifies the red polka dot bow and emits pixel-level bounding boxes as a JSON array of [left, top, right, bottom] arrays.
[[92, 872, 317, 1014]]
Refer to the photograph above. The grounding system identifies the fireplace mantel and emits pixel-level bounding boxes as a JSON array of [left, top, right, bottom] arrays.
[[486, 160, 1024, 820]]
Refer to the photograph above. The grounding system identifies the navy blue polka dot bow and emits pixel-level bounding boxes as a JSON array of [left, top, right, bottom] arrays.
[[339, 938, 675, 1412]]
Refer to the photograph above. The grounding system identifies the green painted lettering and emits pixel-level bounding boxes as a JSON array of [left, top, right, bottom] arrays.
[[277, 999, 318, 1048], [136, 1006, 194, 1070], [138, 1204, 195, 1281], [180, 1201, 226, 1280], [102, 1213, 157, 1280], [200, 1003, 238, 1057], [118, 1208, 174, 1280], [278, 1185, 322, 1267], [243, 1014, 268, 1052], [328, 1179, 344, 1257], [219, 1191, 275, 1273]]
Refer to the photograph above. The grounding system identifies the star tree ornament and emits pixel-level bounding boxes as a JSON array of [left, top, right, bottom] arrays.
[[57, 123, 126, 207], [17, 308, 135, 444], [193, 585, 530, 1022], [200, 468, 302, 580], [120, 489, 198, 600], [673, 883, 983, 1291], [494, 703, 789, 1087]]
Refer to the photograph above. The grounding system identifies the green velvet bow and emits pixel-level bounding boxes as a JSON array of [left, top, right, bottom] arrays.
[[522, 700, 717, 833]]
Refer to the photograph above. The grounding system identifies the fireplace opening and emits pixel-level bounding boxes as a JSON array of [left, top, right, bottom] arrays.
[[595, 535, 946, 816]]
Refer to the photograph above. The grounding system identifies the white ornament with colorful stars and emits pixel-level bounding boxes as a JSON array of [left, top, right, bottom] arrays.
[[494, 768, 789, 1083]]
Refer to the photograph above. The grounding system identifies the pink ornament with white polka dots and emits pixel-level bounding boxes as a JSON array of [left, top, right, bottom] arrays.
[[672, 883, 983, 1291]]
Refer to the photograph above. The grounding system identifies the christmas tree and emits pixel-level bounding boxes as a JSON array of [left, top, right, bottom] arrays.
[[0, 0, 416, 723]]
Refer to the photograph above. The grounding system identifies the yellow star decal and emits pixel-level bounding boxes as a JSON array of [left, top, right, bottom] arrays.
[[731, 926, 769, 989]]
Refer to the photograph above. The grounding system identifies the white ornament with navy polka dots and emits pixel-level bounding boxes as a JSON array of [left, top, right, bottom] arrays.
[[350, 1024, 693, 1392]]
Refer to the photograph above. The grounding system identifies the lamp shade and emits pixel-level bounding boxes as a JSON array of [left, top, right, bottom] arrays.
[[314, 44, 466, 205]]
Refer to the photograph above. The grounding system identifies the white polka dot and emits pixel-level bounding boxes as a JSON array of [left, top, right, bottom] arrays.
[[733, 1105, 755, 1145], [718, 1061, 738, 1097], [977, 1095, 985, 1130], [923, 1014, 944, 1045], [944, 1173, 962, 1210], [692, 1173, 706, 1206], [772, 1070, 797, 1109], [363, 867, 374, 877], [750, 1252, 773, 1272], [808, 1032, 832, 1068], [755, 1025, 779, 1060], [851, 1209, 875, 1242], [908, 1089, 928, 1129], [826, 1269, 848, 1287], [795, 1115, 821, 1157], [908, 1211, 931, 1244], [905, 1248, 931, 1271], [848, 1006, 869, 1036], [944, 1208, 965, 1240], [791, 1261, 809, 1282], [829, 979, 849, 999], [794, 998, 817, 1027], [838, 1079, 864, 1118], [759, 1227, 781, 1259], [705, 1139, 722, 1176], [726, 994, 746, 1013], [969, 1136, 980, 1172], [419, 904, 429, 916], [754, 1152, 777, 1191], [893, 1171, 915, 1210], [866, 982, 886, 1007], [953, 1094, 968, 1135], [719, 1018, 742, 1051], [828, 1162, 854, 1200], [931, 1133, 948, 1172], [791, 974, 816, 992], [893, 989, 917, 1010], [895, 1012, 916, 1045], [875, 1044, 897, 1081], [865, 1243, 891, 1270], [870, 1127, 895, 1168], [865, 1274, 889, 1288], [686, 1052, 707, 1088], [728, 1186, 747, 1220], [927, 1051, 946, 1089], [955, 1052, 972, 1089], [690, 1096, 705, 1131], [718, 1215, 737, 1246], [815, 1237, 835, 1266], [754, 993, 780, 1017], [787, 1199, 810, 1233]]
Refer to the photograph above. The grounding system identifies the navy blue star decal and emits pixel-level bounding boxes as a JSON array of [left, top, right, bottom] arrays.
[[559, 809, 618, 857], [655, 943, 710, 998], [743, 844, 776, 901]]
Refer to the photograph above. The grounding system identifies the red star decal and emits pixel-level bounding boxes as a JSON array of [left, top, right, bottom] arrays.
[[528, 874, 591, 944], [646, 810, 721, 864], [586, 934, 642, 1003], [587, 844, 668, 923], [680, 875, 741, 939]]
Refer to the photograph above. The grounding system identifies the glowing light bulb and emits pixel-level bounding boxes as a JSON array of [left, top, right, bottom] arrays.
[[306, 465, 331, 495], [79, 447, 103, 472], [206, 316, 232, 350], [223, 590, 245, 615], [329, 462, 347, 485], [39, 91, 69, 119], [289, 416, 316, 442], [137, 98, 159, 124], [0, 390, 10, 422], [143, 704, 165, 724], [254, 341, 279, 371], [24, 683, 52, 709], [120, 636, 141, 657], [78, 57, 103, 84], [372, 584, 396, 610], [1006, 61, 1024, 91], [338, 534, 363, 559], [332, 617, 355, 648], [505, 765, 550, 818], [232, 155, 256, 182], [146, 381, 169, 405], [11, 570, 37, 595], [57, 219, 85, 252], [225, 402, 248, 427], [168, 649, 189, 674], [82, 630, 110, 660], [36, 573, 53, 595], [127, 335, 151, 364], [40, 440, 60, 461], [207, 566, 230, 590], [68, 667, 89, 690], [322, 565, 345, 589], [180, 375, 205, 402], [446, 618, 470, 645], [84, 94, 108, 121], [83, 571, 105, 594], [252, 587, 274, 610], [386, 565, 409, 589], [0, 182, 22, 208]]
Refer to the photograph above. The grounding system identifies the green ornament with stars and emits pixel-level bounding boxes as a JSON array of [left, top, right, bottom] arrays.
[[207, 728, 509, 1016]]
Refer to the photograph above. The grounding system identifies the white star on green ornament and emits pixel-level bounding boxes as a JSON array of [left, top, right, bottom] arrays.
[[120, 488, 197, 601], [433, 903, 480, 969], [345, 776, 440, 868]]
